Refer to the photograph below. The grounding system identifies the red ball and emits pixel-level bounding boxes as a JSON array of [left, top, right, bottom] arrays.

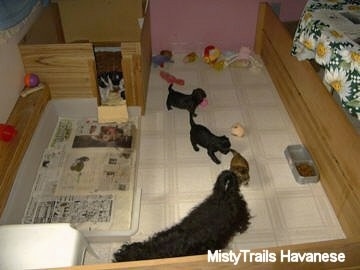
[[24, 73, 39, 88], [0, 124, 17, 142]]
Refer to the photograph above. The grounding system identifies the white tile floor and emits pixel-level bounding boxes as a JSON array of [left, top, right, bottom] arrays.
[[84, 54, 345, 264]]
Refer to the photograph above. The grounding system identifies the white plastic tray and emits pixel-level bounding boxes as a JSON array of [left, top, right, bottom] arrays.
[[0, 99, 141, 242]]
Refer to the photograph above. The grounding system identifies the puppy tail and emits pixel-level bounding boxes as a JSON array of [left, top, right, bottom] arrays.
[[214, 170, 239, 195]]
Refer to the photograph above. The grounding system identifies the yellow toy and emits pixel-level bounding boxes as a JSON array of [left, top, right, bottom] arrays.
[[183, 52, 198, 63]]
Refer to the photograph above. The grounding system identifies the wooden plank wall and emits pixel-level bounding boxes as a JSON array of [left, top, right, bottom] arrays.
[[19, 43, 98, 100], [19, 3, 98, 101], [0, 88, 50, 216], [121, 42, 142, 110], [121, 6, 152, 115], [19, 1, 151, 113], [254, 3, 360, 238], [139, 5, 152, 114]]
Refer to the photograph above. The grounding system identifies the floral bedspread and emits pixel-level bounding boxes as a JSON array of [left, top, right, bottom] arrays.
[[291, 0, 360, 119]]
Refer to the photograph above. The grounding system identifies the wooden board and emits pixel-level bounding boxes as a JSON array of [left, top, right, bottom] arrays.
[[121, 5, 152, 114], [19, 1, 151, 114], [19, 43, 99, 101], [56, 238, 360, 269], [254, 3, 360, 238], [0, 87, 50, 216]]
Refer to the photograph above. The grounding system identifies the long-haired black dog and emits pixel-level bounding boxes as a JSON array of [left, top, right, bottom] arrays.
[[166, 83, 207, 117], [113, 170, 250, 262], [189, 114, 231, 164]]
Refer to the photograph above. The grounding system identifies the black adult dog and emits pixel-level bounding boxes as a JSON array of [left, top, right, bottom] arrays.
[[113, 170, 251, 262], [190, 114, 231, 164], [166, 84, 207, 117]]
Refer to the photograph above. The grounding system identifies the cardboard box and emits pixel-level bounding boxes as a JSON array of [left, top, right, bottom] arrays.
[[20, 1, 151, 114]]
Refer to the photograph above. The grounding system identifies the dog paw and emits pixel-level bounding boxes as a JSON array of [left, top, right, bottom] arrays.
[[211, 156, 221, 164]]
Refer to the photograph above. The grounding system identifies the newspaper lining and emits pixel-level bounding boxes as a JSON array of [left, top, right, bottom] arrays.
[[22, 118, 137, 232]]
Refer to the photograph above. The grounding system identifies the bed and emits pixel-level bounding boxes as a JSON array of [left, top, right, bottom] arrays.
[[18, 0, 151, 115], [1, 2, 359, 269], [289, 0, 360, 131]]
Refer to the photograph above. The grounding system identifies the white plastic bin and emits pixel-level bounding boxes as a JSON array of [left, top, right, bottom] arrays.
[[0, 98, 141, 242], [0, 223, 88, 269]]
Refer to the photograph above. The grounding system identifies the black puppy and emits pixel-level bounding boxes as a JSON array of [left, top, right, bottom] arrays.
[[113, 170, 251, 262], [190, 114, 231, 164], [166, 84, 207, 117]]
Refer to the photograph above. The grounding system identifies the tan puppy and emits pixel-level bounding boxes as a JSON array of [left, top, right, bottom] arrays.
[[230, 149, 250, 185]]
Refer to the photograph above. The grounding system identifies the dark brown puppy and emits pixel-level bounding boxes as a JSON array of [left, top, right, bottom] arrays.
[[189, 114, 231, 164], [230, 149, 250, 185], [166, 84, 207, 117]]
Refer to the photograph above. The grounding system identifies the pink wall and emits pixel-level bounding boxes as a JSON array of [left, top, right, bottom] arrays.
[[149, 0, 307, 53]]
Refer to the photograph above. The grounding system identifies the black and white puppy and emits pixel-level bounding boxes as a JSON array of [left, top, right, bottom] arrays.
[[113, 170, 251, 262], [97, 71, 125, 102], [190, 114, 231, 164], [166, 84, 207, 117]]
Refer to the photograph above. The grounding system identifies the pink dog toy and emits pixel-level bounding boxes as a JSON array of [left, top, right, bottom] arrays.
[[160, 71, 185, 86], [200, 99, 208, 108]]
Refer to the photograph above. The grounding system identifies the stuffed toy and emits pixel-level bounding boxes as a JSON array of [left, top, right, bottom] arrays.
[[203, 45, 221, 64], [231, 123, 245, 137], [152, 50, 174, 67], [160, 71, 185, 85], [183, 52, 198, 63]]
